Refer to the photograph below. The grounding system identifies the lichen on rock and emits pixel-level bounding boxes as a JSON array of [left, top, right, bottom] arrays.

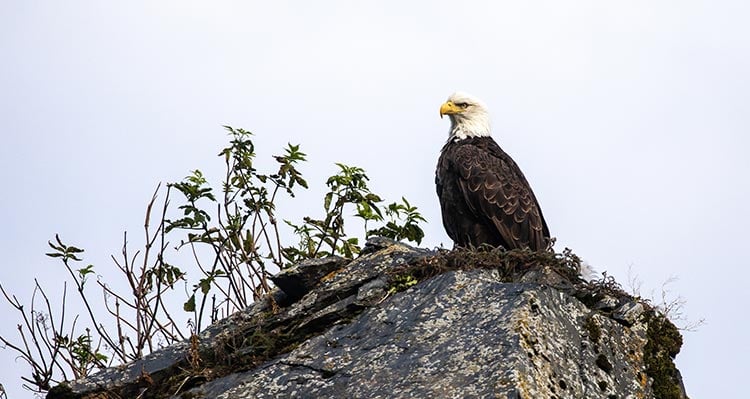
[[48, 238, 689, 399]]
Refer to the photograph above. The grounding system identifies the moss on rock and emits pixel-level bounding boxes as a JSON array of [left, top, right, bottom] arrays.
[[644, 310, 685, 399]]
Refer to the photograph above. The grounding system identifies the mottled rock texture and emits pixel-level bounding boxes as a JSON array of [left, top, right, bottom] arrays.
[[49, 238, 688, 399]]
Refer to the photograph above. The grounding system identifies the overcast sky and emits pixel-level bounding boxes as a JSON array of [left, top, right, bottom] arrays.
[[1, 1, 748, 398]]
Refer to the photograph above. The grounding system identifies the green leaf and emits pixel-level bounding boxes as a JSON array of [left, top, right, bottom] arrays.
[[55, 234, 65, 248], [324, 192, 333, 211], [199, 278, 211, 294], [295, 175, 309, 189], [47, 241, 64, 252], [78, 264, 95, 277], [183, 295, 196, 312]]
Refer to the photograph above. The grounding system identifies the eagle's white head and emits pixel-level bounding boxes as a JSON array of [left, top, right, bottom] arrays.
[[439, 92, 491, 141]]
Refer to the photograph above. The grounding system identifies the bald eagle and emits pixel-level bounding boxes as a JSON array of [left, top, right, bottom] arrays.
[[436, 92, 550, 250]]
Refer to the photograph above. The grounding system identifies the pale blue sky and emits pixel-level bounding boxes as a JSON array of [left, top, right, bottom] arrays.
[[1, 1, 748, 397]]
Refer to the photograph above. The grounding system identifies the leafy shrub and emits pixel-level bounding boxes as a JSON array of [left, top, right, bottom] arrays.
[[0, 127, 425, 394]]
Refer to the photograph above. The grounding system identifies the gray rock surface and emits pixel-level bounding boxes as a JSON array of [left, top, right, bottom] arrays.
[[269, 256, 349, 301], [178, 270, 652, 399], [50, 238, 688, 399]]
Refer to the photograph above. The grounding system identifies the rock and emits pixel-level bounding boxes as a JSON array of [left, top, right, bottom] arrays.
[[269, 256, 348, 301], [49, 238, 689, 399], [62, 289, 287, 398], [613, 301, 646, 326], [178, 270, 656, 399], [354, 277, 388, 307], [593, 294, 620, 311], [64, 339, 189, 398], [519, 264, 576, 288]]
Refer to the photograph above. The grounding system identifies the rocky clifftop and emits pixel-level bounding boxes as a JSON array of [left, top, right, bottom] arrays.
[[48, 238, 688, 399]]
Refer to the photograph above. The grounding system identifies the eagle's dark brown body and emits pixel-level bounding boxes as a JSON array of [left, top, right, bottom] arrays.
[[436, 136, 550, 250]]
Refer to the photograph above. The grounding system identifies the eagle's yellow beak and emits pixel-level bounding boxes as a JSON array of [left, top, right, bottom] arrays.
[[439, 101, 462, 118]]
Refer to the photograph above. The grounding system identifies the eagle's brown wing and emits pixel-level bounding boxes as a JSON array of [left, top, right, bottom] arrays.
[[451, 139, 549, 250]]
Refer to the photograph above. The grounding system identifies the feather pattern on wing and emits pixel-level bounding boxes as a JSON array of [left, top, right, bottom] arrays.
[[436, 136, 550, 250]]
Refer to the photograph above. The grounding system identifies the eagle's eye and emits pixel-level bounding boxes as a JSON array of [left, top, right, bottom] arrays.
[[459, 103, 470, 109]]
